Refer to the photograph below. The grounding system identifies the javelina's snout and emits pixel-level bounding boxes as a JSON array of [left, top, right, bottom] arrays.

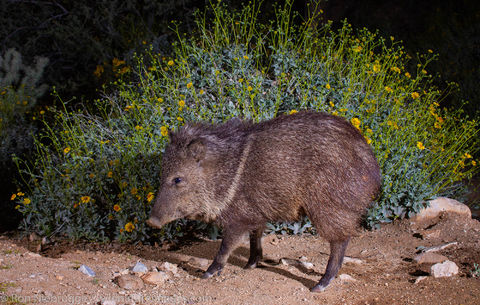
[[146, 216, 163, 229]]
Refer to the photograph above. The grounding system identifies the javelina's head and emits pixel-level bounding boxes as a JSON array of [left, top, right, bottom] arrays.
[[147, 123, 232, 229]]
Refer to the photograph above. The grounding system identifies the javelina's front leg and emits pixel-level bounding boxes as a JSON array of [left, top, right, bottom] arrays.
[[244, 227, 264, 269], [311, 238, 350, 292], [202, 229, 246, 278]]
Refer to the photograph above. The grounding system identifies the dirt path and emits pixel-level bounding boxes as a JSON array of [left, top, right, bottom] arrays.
[[1, 213, 480, 305]]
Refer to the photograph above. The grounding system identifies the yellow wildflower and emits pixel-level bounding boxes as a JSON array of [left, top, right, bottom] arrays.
[[135, 125, 143, 130], [325, 83, 331, 90], [156, 97, 163, 103], [147, 192, 155, 203], [421, 69, 427, 74], [373, 64, 381, 73], [289, 110, 298, 115], [416, 142, 425, 150], [112, 58, 125, 67], [15, 205, 20, 210], [384, 86, 393, 93], [352, 45, 362, 52], [160, 126, 168, 137], [23, 198, 31, 205], [177, 116, 183, 122], [10, 194, 16, 200], [125, 222, 135, 232], [17, 192, 25, 196], [390, 66, 401, 73], [167, 60, 174, 66], [243, 55, 249, 60], [89, 173, 95, 179], [93, 65, 104, 77], [329, 101, 335, 108], [411, 92, 420, 99], [80, 196, 91, 203], [434, 122, 441, 129], [178, 100, 185, 107], [464, 153, 472, 159], [131, 187, 138, 195], [118, 66, 130, 74], [405, 72, 411, 78], [247, 85, 253, 92], [113, 204, 121, 212], [107, 171, 113, 178], [350, 118, 361, 130], [199, 89, 205, 95], [187, 82, 193, 89], [63, 147, 71, 154], [472, 160, 477, 166], [428, 49, 433, 53], [238, 78, 243, 83]]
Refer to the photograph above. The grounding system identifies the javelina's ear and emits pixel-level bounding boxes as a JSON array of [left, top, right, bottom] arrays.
[[187, 138, 206, 162]]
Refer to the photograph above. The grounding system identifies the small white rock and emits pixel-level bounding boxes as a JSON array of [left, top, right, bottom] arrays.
[[78, 264, 96, 277], [116, 274, 144, 290], [414, 252, 448, 264], [338, 274, 356, 282], [188, 257, 209, 268], [414, 276, 427, 284], [431, 260, 459, 278], [300, 261, 314, 270], [344, 257, 363, 265], [424, 242, 458, 253], [101, 300, 116, 305], [132, 262, 148, 273], [141, 271, 169, 286], [159, 262, 178, 275]]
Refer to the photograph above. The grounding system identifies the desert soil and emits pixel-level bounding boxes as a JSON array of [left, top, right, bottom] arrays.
[[1, 212, 480, 305]]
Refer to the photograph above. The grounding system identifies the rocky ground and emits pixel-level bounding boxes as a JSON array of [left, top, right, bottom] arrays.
[[1, 200, 480, 305]]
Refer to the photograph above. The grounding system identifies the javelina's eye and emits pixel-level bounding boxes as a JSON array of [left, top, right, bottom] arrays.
[[173, 177, 182, 185]]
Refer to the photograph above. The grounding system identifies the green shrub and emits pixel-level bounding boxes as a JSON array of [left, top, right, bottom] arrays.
[[14, 1, 479, 241]]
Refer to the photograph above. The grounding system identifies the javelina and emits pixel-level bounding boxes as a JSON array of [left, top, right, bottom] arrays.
[[147, 111, 381, 292]]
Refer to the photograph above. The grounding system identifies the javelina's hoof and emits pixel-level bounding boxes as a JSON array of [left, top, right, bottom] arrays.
[[244, 255, 262, 269], [201, 270, 221, 279], [311, 284, 327, 293], [243, 262, 257, 269]]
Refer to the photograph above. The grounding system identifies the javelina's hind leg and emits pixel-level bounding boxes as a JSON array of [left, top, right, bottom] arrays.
[[202, 229, 246, 279], [311, 238, 350, 292], [244, 227, 264, 269]]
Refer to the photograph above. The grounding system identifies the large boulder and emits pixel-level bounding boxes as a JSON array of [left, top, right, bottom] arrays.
[[413, 197, 471, 222]]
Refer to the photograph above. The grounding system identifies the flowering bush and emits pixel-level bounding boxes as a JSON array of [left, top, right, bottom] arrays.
[[13, 1, 479, 241]]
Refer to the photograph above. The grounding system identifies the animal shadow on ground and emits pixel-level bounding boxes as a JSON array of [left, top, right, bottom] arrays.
[[163, 239, 322, 289]]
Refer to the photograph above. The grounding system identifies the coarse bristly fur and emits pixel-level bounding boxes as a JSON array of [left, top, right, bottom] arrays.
[[147, 111, 381, 292]]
